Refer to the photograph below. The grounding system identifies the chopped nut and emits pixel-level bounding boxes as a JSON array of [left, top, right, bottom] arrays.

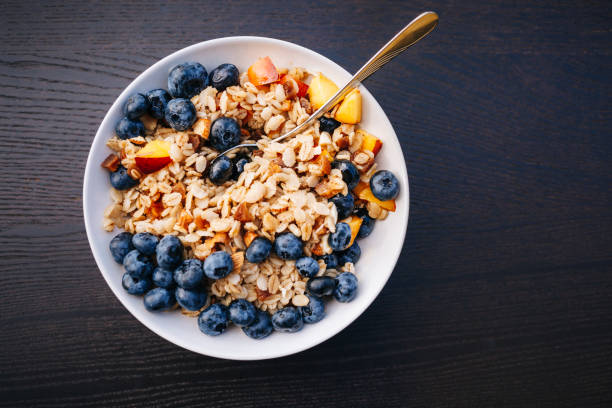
[[315, 180, 343, 198], [313, 154, 331, 176], [203, 232, 230, 253], [256, 288, 271, 300], [192, 118, 211, 139], [336, 135, 350, 150], [352, 149, 374, 172], [280, 100, 292, 111], [194, 215, 209, 230], [129, 136, 147, 146], [231, 251, 244, 273], [240, 128, 250, 138], [128, 168, 142, 180], [178, 210, 193, 230], [311, 243, 325, 256], [101, 154, 120, 172], [234, 202, 253, 222], [188, 133, 202, 151], [146, 200, 164, 219], [282, 77, 298, 99]]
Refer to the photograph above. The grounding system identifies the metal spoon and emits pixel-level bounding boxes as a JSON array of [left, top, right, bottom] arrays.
[[213, 11, 438, 162]]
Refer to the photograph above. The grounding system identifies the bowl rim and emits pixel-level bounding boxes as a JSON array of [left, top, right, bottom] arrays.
[[83, 35, 409, 360]]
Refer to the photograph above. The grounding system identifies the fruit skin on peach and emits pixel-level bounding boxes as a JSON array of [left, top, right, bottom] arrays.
[[135, 140, 172, 174], [248, 57, 279, 86], [307, 73, 339, 110], [357, 129, 383, 156], [334, 88, 362, 124], [353, 181, 396, 212]]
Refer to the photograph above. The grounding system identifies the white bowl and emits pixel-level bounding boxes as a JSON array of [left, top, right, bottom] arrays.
[[83, 36, 409, 360]]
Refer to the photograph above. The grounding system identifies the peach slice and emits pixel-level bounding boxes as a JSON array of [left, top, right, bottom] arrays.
[[307, 73, 339, 110], [244, 231, 258, 248], [342, 215, 363, 247], [135, 140, 172, 174], [334, 88, 362, 124], [354, 181, 396, 212], [248, 56, 279, 86], [358, 129, 383, 156]]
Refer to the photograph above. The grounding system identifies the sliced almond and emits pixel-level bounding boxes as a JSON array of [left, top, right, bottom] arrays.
[[234, 202, 253, 222]]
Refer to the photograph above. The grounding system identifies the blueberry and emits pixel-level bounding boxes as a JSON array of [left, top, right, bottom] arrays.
[[317, 253, 338, 270], [334, 272, 358, 302], [175, 287, 207, 311], [109, 232, 134, 263], [337, 242, 361, 265], [274, 232, 303, 260], [165, 98, 197, 131], [242, 309, 274, 340], [168, 62, 208, 98], [209, 117, 241, 152], [329, 222, 351, 251], [131, 232, 158, 256], [152, 267, 176, 289], [203, 251, 233, 280], [319, 116, 341, 134], [146, 89, 172, 119], [370, 170, 399, 201], [173, 259, 204, 289], [228, 299, 257, 326], [300, 295, 325, 324], [208, 63, 239, 91], [354, 207, 375, 238], [208, 155, 233, 185], [156, 235, 184, 269], [232, 155, 250, 180], [144, 287, 176, 311], [329, 193, 354, 220], [115, 117, 144, 140], [110, 165, 138, 190], [124, 93, 150, 119], [123, 249, 154, 278], [307, 276, 336, 297], [271, 307, 304, 333], [245, 237, 272, 264], [122, 272, 152, 295], [296, 256, 319, 278], [198, 303, 229, 336], [332, 160, 360, 190]]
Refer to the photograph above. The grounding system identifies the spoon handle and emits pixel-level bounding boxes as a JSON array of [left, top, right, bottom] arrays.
[[270, 11, 438, 144]]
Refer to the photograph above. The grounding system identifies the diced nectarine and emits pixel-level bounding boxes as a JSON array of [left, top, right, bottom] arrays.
[[358, 129, 383, 156], [342, 215, 363, 247], [135, 140, 172, 174], [307, 73, 339, 110], [279, 74, 309, 98], [248, 57, 279, 86], [334, 89, 361, 124], [354, 181, 396, 212]]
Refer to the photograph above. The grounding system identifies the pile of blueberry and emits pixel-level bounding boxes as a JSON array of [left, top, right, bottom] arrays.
[[109, 227, 359, 339], [108, 61, 248, 190]]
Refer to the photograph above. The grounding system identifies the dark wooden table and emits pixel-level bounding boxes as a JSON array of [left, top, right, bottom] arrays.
[[1, 0, 611, 406]]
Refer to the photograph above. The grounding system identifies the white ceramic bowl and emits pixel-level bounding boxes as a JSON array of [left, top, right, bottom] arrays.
[[83, 36, 409, 360]]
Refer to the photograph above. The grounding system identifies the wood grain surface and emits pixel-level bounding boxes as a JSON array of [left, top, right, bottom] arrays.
[[1, 0, 611, 407]]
